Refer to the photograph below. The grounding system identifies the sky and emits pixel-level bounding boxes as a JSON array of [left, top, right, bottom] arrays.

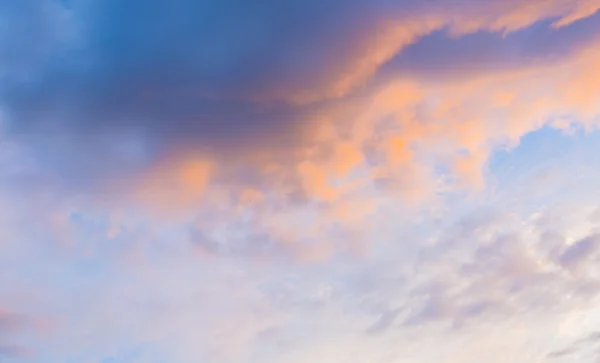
[[1, 0, 600, 362]]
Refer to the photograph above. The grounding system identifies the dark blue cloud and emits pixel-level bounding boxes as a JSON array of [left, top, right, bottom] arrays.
[[1, 0, 386, 139], [1, 0, 408, 186], [1, 0, 599, 190], [0, 1, 70, 76], [376, 11, 600, 81]]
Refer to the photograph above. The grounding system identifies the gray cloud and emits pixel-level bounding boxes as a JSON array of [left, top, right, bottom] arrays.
[[548, 331, 600, 360], [365, 309, 401, 335], [558, 234, 600, 269]]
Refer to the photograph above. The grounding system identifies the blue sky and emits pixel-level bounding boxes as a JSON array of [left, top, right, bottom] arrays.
[[2, 1, 600, 362]]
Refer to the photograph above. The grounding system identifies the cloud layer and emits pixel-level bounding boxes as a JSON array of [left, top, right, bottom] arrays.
[[2, 1, 600, 362], [1, 0, 599, 194]]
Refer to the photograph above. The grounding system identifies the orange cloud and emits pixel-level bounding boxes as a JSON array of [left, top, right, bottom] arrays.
[[552, 0, 600, 28], [332, 141, 363, 177], [297, 161, 338, 203], [134, 30, 600, 217], [133, 156, 213, 217], [306, 32, 600, 196], [99, 5, 600, 264], [274, 0, 600, 105]]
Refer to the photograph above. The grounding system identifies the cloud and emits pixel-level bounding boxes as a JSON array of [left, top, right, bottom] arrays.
[[557, 234, 600, 270], [548, 331, 600, 360], [0, 0, 599, 204], [364, 309, 401, 336], [29, 187, 600, 362], [0, 0, 599, 277], [0, 308, 25, 332], [4, 138, 600, 363], [0, 344, 29, 358], [0, 307, 33, 359], [3, 2, 600, 362], [381, 11, 600, 82]]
